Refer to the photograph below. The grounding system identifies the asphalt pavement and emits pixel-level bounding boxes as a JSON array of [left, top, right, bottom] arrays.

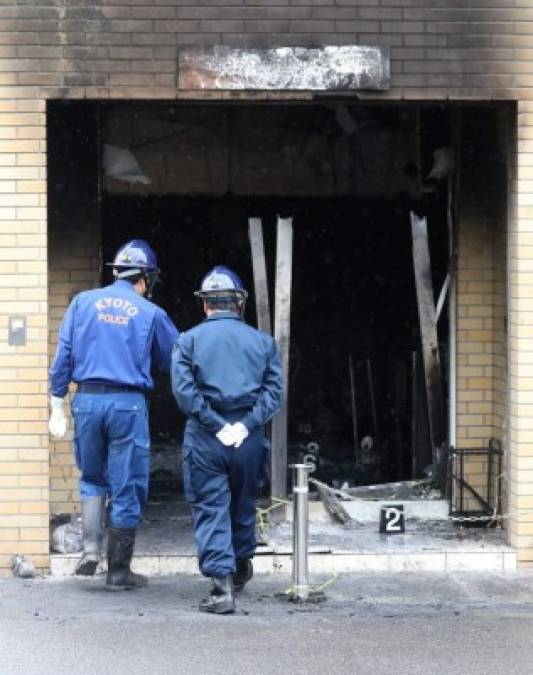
[[1, 571, 533, 675]]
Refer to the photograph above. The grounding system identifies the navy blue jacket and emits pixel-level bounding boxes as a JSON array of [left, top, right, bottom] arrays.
[[50, 280, 179, 397], [171, 312, 283, 433]]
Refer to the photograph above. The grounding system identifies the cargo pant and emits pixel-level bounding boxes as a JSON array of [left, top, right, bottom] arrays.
[[182, 414, 268, 578], [71, 392, 150, 529]]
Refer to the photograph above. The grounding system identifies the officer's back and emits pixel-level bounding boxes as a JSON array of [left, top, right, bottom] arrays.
[[51, 278, 176, 395], [181, 311, 277, 413], [71, 281, 157, 382]]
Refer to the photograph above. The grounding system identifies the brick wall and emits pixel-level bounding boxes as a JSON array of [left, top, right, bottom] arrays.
[[455, 217, 506, 512], [453, 107, 510, 513], [2, 0, 533, 570], [0, 98, 48, 574], [457, 219, 503, 449], [509, 100, 533, 565]]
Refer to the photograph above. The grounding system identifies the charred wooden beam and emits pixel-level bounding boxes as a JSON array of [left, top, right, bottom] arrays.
[[248, 217, 271, 335], [309, 477, 352, 525], [410, 212, 447, 487], [271, 217, 293, 501]]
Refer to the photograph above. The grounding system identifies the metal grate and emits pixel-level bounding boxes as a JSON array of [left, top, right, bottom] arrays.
[[447, 441, 503, 525]]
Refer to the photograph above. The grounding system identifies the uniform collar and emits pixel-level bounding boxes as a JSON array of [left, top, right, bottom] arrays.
[[112, 280, 137, 293], [205, 311, 242, 322]]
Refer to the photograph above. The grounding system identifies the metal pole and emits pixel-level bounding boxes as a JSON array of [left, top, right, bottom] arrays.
[[366, 358, 378, 445], [411, 350, 418, 479], [460, 450, 464, 516], [487, 442, 493, 513], [449, 108, 461, 453], [348, 354, 358, 461], [289, 463, 312, 601]]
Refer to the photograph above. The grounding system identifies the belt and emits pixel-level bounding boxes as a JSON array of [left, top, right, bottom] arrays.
[[77, 383, 145, 395], [210, 404, 251, 416]]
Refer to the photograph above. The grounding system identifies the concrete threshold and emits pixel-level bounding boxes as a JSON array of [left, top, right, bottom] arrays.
[[50, 548, 517, 577], [50, 518, 517, 577]]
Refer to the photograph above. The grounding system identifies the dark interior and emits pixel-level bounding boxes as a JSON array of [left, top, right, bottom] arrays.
[[101, 192, 448, 490], [51, 100, 509, 495]]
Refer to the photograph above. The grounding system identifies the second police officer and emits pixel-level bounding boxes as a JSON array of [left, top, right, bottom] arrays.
[[172, 266, 283, 614], [49, 239, 179, 590]]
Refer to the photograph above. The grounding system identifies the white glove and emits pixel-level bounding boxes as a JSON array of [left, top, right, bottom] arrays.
[[231, 422, 249, 449], [216, 424, 235, 447], [49, 395, 68, 439]]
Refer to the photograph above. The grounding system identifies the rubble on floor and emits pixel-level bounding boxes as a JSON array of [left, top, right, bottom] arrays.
[[149, 441, 182, 496], [11, 554, 35, 579], [344, 479, 440, 500], [50, 513, 83, 554]]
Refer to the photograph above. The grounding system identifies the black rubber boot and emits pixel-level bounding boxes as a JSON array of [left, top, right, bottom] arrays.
[[75, 496, 105, 576], [105, 527, 148, 591], [233, 558, 253, 593], [199, 576, 235, 614]]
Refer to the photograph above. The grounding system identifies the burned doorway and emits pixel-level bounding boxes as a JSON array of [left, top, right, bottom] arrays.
[[98, 102, 455, 497], [48, 100, 509, 502]]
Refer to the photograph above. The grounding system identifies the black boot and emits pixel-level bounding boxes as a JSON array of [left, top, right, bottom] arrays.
[[106, 527, 148, 591], [233, 558, 253, 593], [199, 576, 235, 614]]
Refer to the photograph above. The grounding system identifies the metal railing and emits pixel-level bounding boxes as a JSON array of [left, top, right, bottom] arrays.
[[447, 441, 503, 524]]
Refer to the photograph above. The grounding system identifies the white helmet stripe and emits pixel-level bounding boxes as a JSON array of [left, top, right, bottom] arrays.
[[115, 267, 142, 279]]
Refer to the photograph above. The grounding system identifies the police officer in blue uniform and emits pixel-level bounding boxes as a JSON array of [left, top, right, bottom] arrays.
[[172, 266, 283, 614], [49, 240, 179, 590]]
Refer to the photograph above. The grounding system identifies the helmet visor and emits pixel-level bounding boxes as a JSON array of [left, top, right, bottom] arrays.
[[194, 289, 248, 300]]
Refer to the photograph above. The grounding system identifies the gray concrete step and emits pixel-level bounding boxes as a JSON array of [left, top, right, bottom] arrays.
[[50, 506, 516, 576]]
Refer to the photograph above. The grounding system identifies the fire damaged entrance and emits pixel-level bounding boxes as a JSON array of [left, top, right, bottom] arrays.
[[102, 193, 447, 496], [48, 100, 509, 507], [98, 102, 455, 499]]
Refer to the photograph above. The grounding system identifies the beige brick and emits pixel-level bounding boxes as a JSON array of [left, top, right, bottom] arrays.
[[0, 529, 19, 542], [0, 113, 44, 127], [19, 527, 48, 542], [0, 541, 48, 555], [0, 503, 19, 514], [15, 207, 46, 220], [0, 140, 40, 153], [0, 510, 45, 526], [22, 474, 49, 488], [17, 233, 46, 246]]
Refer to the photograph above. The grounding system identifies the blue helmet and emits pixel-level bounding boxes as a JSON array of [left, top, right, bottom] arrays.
[[107, 239, 160, 297], [194, 266, 248, 301], [109, 239, 159, 273]]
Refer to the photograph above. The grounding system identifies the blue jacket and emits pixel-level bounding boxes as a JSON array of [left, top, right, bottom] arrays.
[[171, 312, 283, 433], [50, 280, 179, 397]]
